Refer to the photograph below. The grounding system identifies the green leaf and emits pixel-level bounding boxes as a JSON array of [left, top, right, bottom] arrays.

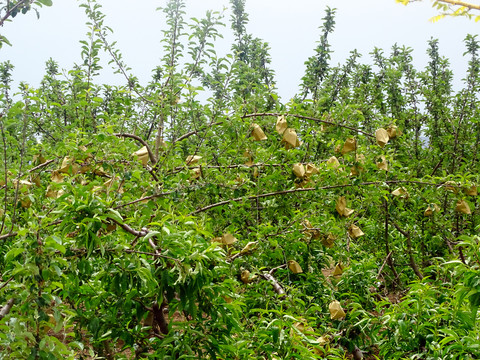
[[37, 0, 53, 6], [5, 247, 24, 262], [107, 208, 123, 223], [143, 231, 160, 242], [45, 236, 66, 254]]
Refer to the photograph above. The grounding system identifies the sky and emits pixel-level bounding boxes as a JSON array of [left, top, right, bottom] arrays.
[[1, 0, 479, 101]]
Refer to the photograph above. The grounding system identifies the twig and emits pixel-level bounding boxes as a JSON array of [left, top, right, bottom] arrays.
[[0, 232, 17, 241], [190, 180, 451, 215], [173, 121, 223, 143], [391, 221, 423, 279], [113, 191, 176, 209], [383, 198, 399, 282], [241, 112, 374, 138], [0, 298, 14, 320], [166, 161, 326, 176], [0, 276, 13, 291], [28, 159, 55, 172], [377, 251, 393, 279], [124, 249, 179, 263], [0, 0, 33, 27], [269, 263, 287, 275], [108, 217, 149, 237], [114, 133, 156, 165], [261, 272, 286, 298]]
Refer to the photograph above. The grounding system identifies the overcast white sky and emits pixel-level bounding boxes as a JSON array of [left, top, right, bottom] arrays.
[[1, 0, 479, 100]]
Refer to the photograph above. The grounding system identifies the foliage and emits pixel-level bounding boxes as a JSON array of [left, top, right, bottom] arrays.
[[0, 0, 53, 48], [396, 0, 480, 22], [0, 0, 479, 359]]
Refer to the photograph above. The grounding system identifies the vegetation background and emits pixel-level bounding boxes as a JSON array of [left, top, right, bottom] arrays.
[[0, 0, 479, 359]]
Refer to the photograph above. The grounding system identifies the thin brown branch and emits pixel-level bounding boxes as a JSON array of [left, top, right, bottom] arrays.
[[124, 249, 179, 262], [107, 218, 167, 259], [28, 159, 55, 173], [383, 199, 400, 282], [0, 232, 17, 241], [241, 112, 374, 138], [0, 276, 13, 291], [262, 272, 286, 298], [377, 251, 393, 279], [108, 217, 149, 238], [166, 161, 326, 176], [174, 121, 223, 143], [113, 191, 176, 209], [0, 298, 14, 320], [0, 0, 33, 27], [391, 221, 424, 279], [269, 263, 288, 275], [190, 180, 449, 215], [114, 133, 156, 164]]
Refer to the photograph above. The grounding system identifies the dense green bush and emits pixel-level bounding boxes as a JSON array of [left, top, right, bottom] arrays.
[[0, 0, 479, 359]]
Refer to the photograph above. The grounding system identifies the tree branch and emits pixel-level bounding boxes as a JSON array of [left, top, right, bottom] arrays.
[[437, 0, 480, 11], [190, 180, 453, 215], [108, 217, 149, 237], [242, 112, 374, 138], [0, 0, 33, 27], [0, 298, 14, 320], [391, 221, 423, 279], [261, 272, 286, 298], [174, 121, 223, 143], [0, 232, 17, 241], [114, 133, 156, 164], [113, 191, 176, 209], [29, 159, 55, 172]]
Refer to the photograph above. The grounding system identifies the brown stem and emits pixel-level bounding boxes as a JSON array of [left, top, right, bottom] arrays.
[[152, 302, 169, 335], [384, 199, 399, 282], [377, 251, 393, 279], [114, 191, 176, 209], [430, 156, 443, 177], [0, 298, 14, 320], [173, 121, 223, 143], [262, 273, 286, 298], [114, 133, 156, 165], [190, 180, 453, 215], [0, 232, 17, 241], [391, 221, 423, 279], [124, 249, 179, 263], [109, 217, 149, 237], [0, 276, 13, 291], [29, 159, 55, 172], [241, 112, 374, 138], [0, 0, 33, 27]]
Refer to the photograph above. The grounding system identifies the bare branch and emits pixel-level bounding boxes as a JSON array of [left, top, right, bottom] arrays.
[[29, 159, 55, 172], [0, 232, 17, 241], [174, 121, 224, 143], [261, 272, 286, 298], [0, 276, 13, 291]]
